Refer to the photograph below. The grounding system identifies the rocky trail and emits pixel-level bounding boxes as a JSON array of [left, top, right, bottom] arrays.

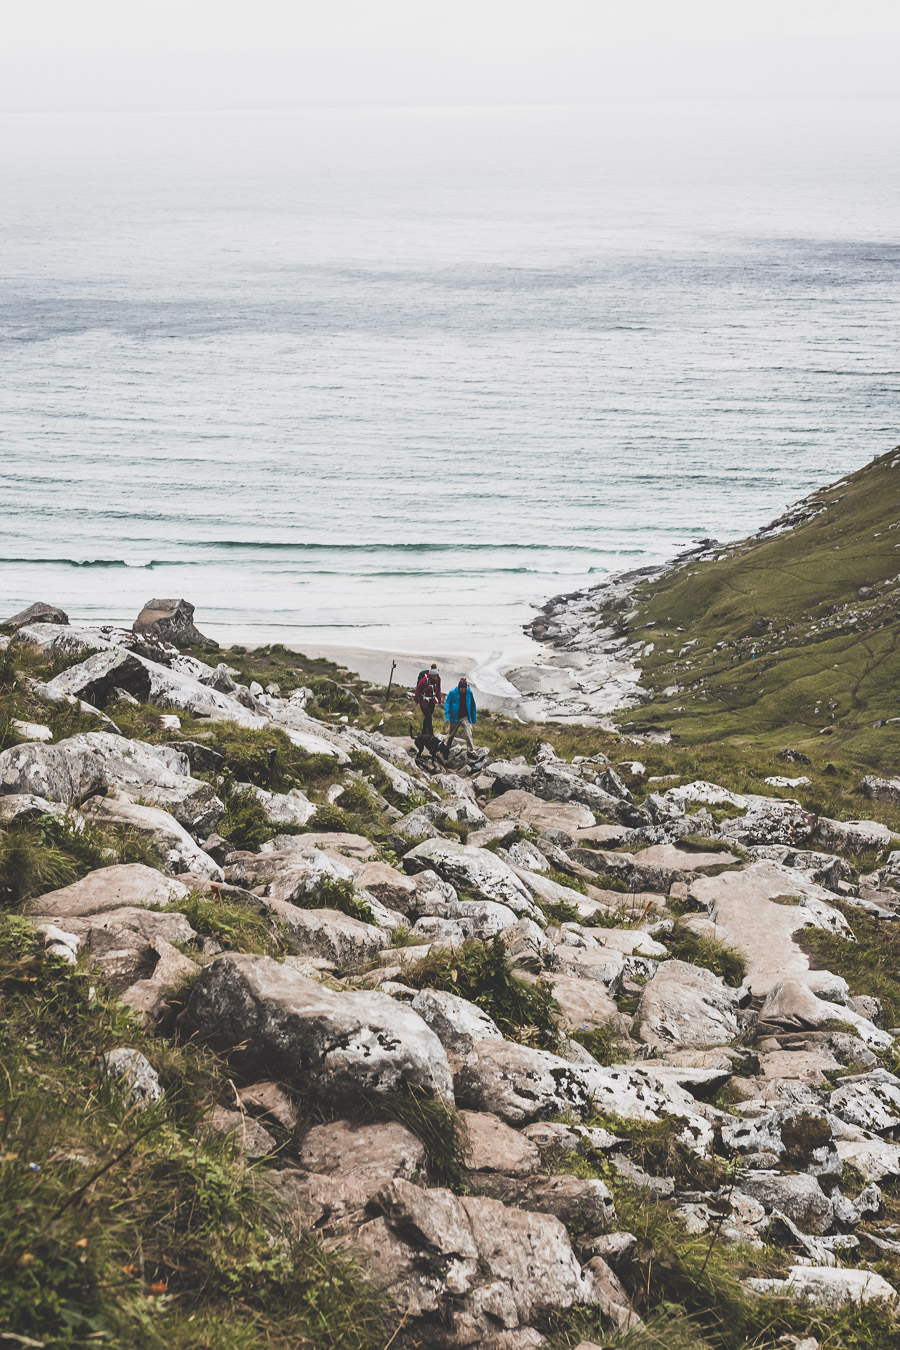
[[3, 602, 900, 1349]]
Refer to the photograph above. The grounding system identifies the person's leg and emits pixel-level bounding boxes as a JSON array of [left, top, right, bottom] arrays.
[[444, 721, 460, 750], [460, 720, 475, 752]]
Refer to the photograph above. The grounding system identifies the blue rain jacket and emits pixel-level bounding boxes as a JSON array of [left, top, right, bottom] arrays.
[[445, 686, 477, 725]]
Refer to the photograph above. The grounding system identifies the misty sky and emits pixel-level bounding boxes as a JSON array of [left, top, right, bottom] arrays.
[[3, 0, 900, 112]]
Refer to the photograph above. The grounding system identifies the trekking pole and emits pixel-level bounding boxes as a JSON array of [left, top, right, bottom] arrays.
[[385, 660, 397, 706]]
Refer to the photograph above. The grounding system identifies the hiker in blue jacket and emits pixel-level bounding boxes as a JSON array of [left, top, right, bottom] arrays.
[[444, 677, 477, 756]]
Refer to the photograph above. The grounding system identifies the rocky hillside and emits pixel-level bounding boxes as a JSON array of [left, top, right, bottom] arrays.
[[530, 446, 900, 765], [4, 603, 900, 1349]]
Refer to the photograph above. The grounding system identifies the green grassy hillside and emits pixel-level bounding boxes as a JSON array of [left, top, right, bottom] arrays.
[[608, 445, 900, 768]]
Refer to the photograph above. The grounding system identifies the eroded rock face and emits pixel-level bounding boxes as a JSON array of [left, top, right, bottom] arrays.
[[354, 1178, 603, 1347], [180, 953, 454, 1103], [0, 731, 223, 834], [635, 959, 742, 1049]]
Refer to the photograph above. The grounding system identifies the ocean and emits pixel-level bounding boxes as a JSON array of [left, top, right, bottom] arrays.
[[2, 99, 899, 684]]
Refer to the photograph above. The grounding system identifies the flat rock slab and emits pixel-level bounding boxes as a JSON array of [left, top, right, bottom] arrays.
[[688, 860, 853, 997], [632, 843, 741, 873], [27, 863, 188, 918], [298, 1119, 426, 1192], [484, 790, 595, 833], [635, 959, 742, 1049]]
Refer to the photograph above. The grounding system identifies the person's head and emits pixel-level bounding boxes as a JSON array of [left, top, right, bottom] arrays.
[[458, 677, 468, 691]]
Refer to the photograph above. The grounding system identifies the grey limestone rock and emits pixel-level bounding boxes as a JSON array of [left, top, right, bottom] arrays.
[[180, 952, 454, 1103]]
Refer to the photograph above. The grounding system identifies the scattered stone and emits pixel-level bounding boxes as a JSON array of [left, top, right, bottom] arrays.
[[736, 1171, 833, 1234], [484, 790, 595, 833], [829, 1069, 900, 1133], [99, 1048, 162, 1108], [745, 1266, 897, 1307], [461, 1111, 541, 1176], [236, 1081, 299, 1131], [5, 601, 69, 629], [82, 796, 223, 880], [201, 1106, 277, 1157], [402, 837, 539, 916], [0, 730, 223, 834], [410, 988, 504, 1058], [298, 1119, 426, 1191]]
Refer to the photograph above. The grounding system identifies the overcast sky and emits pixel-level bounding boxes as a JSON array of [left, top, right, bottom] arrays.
[[3, 0, 900, 112]]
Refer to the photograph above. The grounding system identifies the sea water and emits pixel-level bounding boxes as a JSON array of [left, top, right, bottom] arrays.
[[1, 100, 899, 674]]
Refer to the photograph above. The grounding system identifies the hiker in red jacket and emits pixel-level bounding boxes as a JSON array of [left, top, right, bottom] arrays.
[[413, 664, 443, 764]]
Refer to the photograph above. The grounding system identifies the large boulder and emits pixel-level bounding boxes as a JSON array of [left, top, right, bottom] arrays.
[[82, 796, 223, 880], [720, 795, 817, 847], [861, 775, 900, 807], [41, 648, 152, 708], [815, 817, 897, 856], [180, 953, 454, 1103], [225, 848, 356, 905], [402, 838, 540, 917], [4, 601, 69, 629], [354, 1178, 604, 1348], [635, 959, 743, 1048], [0, 731, 223, 835], [44, 649, 264, 730], [133, 598, 211, 647], [27, 864, 188, 918]]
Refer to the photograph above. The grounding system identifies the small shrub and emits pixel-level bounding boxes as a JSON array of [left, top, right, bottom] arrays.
[[168, 892, 291, 958], [309, 803, 352, 833], [570, 1024, 626, 1066], [540, 897, 581, 925], [337, 780, 379, 819], [404, 938, 560, 1049], [218, 782, 274, 853], [314, 875, 375, 925], [546, 867, 587, 895], [661, 923, 746, 987]]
